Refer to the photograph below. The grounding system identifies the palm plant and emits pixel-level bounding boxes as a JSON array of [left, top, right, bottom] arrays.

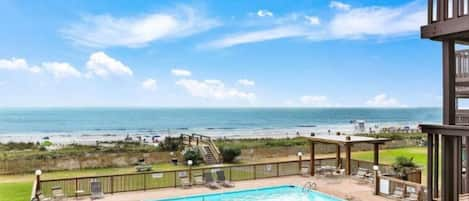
[[392, 156, 418, 180]]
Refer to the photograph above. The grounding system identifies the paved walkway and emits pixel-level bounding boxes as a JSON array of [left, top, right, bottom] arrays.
[[70, 176, 392, 201]]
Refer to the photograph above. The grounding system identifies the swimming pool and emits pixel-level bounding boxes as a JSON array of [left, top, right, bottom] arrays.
[[149, 185, 344, 201]]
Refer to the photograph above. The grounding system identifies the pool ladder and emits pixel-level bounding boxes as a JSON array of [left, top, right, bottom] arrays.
[[302, 181, 317, 192]]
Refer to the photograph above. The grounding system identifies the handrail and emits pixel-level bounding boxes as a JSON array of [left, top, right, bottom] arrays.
[[420, 124, 469, 136]]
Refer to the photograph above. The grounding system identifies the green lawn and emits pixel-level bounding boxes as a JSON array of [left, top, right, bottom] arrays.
[[0, 182, 32, 201], [352, 146, 427, 167]]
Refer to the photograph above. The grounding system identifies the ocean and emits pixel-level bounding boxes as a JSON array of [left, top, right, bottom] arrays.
[[0, 107, 441, 143]]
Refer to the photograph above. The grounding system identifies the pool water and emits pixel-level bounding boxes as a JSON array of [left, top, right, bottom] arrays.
[[150, 185, 344, 201]]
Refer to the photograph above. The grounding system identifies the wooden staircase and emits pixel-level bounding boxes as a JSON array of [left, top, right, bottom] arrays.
[[180, 133, 221, 164]]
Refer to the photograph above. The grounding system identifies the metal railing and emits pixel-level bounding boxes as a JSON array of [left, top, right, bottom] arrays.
[[376, 175, 426, 201], [38, 157, 393, 199]]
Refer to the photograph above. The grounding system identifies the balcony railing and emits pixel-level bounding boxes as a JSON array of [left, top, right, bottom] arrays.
[[428, 0, 469, 24]]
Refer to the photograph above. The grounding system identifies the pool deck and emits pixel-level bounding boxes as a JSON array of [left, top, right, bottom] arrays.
[[70, 176, 392, 201]]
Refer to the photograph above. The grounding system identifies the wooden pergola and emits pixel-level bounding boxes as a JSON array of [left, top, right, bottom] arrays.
[[307, 135, 391, 176]]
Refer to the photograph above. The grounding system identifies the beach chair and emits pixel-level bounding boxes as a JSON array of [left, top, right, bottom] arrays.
[[216, 170, 234, 187], [193, 174, 204, 185], [203, 172, 220, 189], [51, 186, 65, 201], [390, 187, 405, 199], [90, 181, 104, 200]]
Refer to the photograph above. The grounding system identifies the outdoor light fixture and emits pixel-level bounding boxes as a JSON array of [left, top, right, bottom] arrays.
[[35, 169, 42, 176], [187, 160, 193, 166], [297, 152, 303, 157], [373, 165, 379, 171]]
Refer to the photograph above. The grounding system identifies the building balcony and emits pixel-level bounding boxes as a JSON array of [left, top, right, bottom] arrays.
[[421, 0, 469, 42]]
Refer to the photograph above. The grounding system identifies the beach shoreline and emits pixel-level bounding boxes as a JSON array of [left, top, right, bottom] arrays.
[[0, 122, 424, 145]]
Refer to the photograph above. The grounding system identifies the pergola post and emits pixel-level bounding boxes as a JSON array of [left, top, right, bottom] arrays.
[[345, 143, 352, 175], [373, 143, 379, 165], [336, 145, 341, 168], [310, 142, 315, 176]]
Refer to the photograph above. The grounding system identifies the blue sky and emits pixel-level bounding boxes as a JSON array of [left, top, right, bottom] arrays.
[[0, 0, 442, 107]]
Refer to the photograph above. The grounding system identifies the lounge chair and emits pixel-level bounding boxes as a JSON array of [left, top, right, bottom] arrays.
[[90, 181, 104, 200], [390, 187, 404, 199], [193, 174, 204, 185], [51, 186, 65, 201], [216, 170, 234, 187], [203, 172, 221, 189]]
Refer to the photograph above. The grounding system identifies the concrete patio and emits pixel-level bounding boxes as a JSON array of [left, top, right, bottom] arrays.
[[68, 176, 393, 201]]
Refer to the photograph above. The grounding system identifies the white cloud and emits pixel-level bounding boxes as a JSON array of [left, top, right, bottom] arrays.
[[0, 58, 41, 73], [62, 6, 220, 48], [86, 52, 133, 78], [176, 79, 255, 101], [206, 26, 307, 48], [366, 94, 405, 107], [327, 2, 425, 39], [238, 79, 255, 87], [43, 62, 81, 79], [141, 78, 157, 91], [257, 9, 273, 17], [329, 1, 351, 11], [171, 69, 192, 77], [207, 1, 425, 48], [305, 16, 320, 25], [300, 96, 329, 106]]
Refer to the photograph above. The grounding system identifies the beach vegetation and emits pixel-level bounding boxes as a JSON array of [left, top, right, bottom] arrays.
[[183, 149, 203, 166], [220, 147, 241, 163], [158, 137, 182, 151], [355, 132, 425, 140]]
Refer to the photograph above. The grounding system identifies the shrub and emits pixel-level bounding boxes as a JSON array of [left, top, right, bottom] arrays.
[[392, 156, 418, 179], [220, 147, 241, 163], [159, 137, 181, 151], [183, 149, 203, 166]]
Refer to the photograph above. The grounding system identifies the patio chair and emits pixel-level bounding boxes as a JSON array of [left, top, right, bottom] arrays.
[[203, 172, 220, 189], [193, 174, 204, 185], [216, 170, 234, 188], [353, 168, 371, 184], [51, 186, 65, 201], [390, 187, 404, 199], [301, 167, 310, 177], [179, 176, 191, 189], [36, 192, 52, 201], [404, 192, 419, 201], [90, 181, 104, 200]]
